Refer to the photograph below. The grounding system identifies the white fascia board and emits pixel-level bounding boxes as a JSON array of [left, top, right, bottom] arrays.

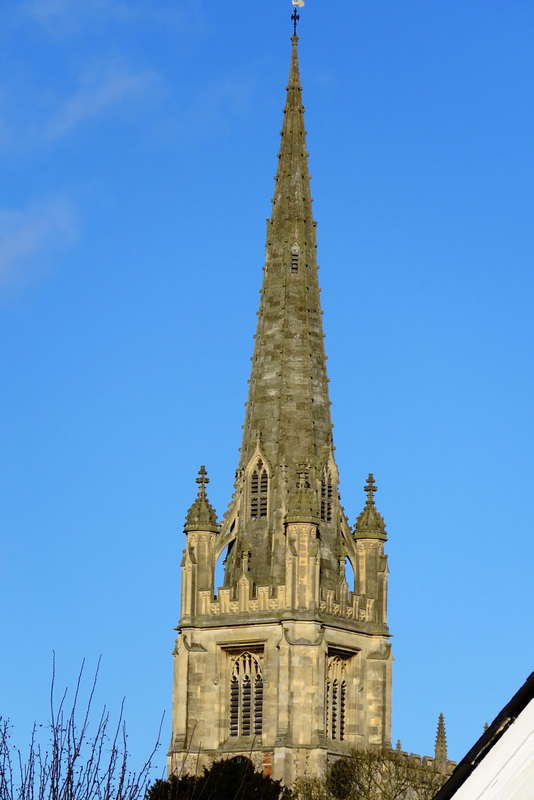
[[452, 699, 534, 800]]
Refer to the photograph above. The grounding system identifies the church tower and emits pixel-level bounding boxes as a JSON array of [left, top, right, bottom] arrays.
[[169, 28, 392, 786]]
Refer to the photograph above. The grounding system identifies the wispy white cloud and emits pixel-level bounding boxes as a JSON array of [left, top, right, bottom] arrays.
[[0, 60, 161, 152], [0, 197, 78, 296], [44, 62, 158, 140]]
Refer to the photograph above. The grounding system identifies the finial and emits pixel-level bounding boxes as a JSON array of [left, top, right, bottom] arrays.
[[185, 466, 218, 532], [353, 472, 387, 541], [196, 465, 209, 489], [364, 473, 377, 504], [291, 0, 304, 35]]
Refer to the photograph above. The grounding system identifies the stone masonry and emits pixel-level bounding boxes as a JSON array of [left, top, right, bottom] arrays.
[[168, 34, 393, 786]]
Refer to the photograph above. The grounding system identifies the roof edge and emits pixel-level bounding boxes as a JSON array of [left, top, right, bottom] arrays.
[[432, 671, 534, 800]]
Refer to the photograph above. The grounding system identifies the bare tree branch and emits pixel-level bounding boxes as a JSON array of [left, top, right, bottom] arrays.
[[0, 659, 160, 800]]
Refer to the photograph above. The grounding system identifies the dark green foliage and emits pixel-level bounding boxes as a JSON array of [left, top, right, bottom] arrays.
[[291, 750, 449, 800], [147, 758, 283, 800], [327, 758, 356, 799], [146, 779, 174, 800]]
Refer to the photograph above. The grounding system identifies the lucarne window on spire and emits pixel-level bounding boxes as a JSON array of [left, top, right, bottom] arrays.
[[321, 468, 333, 523], [250, 459, 268, 520], [291, 243, 299, 274]]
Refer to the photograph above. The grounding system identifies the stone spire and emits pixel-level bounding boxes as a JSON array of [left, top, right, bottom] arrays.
[[354, 474, 387, 540], [434, 712, 448, 770], [239, 34, 332, 485], [170, 26, 394, 782], [184, 466, 218, 532]]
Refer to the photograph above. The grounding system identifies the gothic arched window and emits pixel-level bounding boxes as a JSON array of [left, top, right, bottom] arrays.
[[321, 468, 333, 523], [326, 656, 348, 741], [250, 459, 268, 521], [229, 652, 264, 738]]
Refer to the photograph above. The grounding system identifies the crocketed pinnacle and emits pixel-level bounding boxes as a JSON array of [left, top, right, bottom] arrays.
[[354, 474, 387, 541], [184, 466, 218, 533], [434, 712, 448, 766], [239, 34, 333, 483]]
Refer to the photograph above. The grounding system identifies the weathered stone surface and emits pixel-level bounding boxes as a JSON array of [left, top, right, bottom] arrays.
[[168, 35, 392, 787]]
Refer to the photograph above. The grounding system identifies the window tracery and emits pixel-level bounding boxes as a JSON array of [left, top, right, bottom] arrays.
[[229, 652, 264, 738], [326, 656, 348, 741], [250, 459, 268, 520]]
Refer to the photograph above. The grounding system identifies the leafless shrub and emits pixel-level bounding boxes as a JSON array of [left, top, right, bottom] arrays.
[[0, 657, 160, 800]]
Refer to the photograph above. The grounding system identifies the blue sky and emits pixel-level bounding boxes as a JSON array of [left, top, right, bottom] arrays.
[[1, 0, 533, 778]]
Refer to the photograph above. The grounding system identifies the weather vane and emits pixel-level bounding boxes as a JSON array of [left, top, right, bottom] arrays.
[[291, 0, 304, 35]]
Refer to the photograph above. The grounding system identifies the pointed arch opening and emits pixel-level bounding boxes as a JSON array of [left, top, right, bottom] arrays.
[[326, 656, 349, 741], [321, 467, 333, 523], [250, 458, 269, 521], [345, 556, 355, 594], [215, 541, 234, 592], [229, 652, 264, 739]]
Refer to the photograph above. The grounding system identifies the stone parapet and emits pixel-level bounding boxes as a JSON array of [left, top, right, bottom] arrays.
[[391, 749, 457, 777], [196, 585, 380, 623]]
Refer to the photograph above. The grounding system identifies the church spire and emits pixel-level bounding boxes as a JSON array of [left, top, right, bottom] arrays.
[[170, 22, 394, 782], [217, 32, 338, 588], [239, 33, 332, 488]]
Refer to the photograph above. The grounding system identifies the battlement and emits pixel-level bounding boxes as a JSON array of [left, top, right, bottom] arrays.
[[196, 584, 377, 624], [394, 749, 457, 776]]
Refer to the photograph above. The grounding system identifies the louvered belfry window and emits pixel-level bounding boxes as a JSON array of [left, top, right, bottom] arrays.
[[321, 469, 333, 523], [326, 656, 348, 741], [229, 653, 264, 738], [291, 244, 299, 274], [250, 459, 268, 520]]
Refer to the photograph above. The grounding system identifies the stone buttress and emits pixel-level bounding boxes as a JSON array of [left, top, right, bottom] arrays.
[[168, 34, 392, 786]]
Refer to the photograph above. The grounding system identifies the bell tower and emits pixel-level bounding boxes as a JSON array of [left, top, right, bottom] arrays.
[[168, 28, 392, 786]]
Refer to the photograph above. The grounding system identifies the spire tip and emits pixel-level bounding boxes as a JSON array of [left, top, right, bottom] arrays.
[[291, 0, 304, 35]]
